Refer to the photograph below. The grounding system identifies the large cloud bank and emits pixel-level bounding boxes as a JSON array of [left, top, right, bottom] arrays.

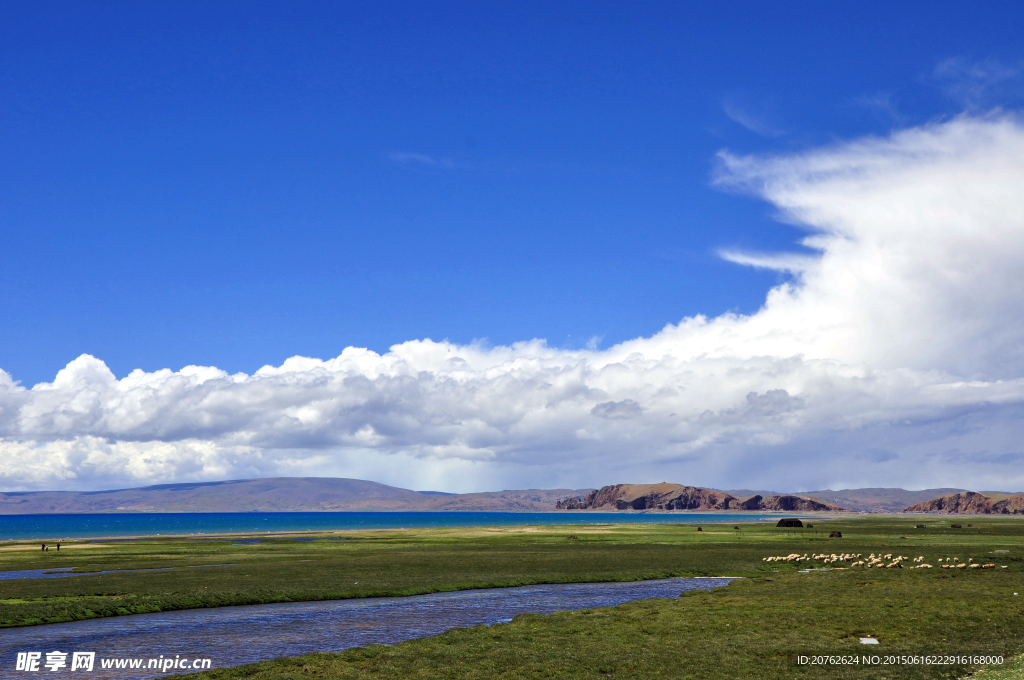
[[4, 116, 1024, 492]]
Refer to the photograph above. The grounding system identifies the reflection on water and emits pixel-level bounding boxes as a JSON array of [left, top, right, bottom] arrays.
[[0, 578, 733, 679]]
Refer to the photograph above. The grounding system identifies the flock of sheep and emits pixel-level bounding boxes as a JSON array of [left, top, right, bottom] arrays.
[[763, 552, 1006, 570], [935, 556, 1003, 569]]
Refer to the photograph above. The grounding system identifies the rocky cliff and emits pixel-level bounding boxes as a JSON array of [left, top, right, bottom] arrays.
[[555, 483, 842, 512], [903, 491, 1024, 514]]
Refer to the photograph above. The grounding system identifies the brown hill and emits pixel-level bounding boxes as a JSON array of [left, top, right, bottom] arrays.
[[555, 483, 842, 512], [798, 488, 967, 513], [904, 491, 1024, 514], [0, 478, 593, 514]]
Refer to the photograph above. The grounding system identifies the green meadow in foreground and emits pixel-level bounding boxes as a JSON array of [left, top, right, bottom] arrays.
[[2, 516, 1023, 679]]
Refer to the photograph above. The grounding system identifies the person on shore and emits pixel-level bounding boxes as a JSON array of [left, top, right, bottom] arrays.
[[41, 543, 46, 552]]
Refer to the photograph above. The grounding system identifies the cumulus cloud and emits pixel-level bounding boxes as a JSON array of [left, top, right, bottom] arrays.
[[5, 116, 1024, 492], [591, 400, 644, 420]]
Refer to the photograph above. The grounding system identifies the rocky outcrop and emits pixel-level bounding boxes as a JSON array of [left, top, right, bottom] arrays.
[[555, 483, 843, 512], [904, 491, 1024, 514], [555, 496, 589, 510], [757, 494, 839, 511]]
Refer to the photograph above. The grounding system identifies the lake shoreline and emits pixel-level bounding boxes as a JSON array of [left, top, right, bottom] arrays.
[[0, 510, 833, 542]]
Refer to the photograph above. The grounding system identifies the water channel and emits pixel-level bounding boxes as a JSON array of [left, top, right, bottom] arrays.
[[1, 577, 734, 679]]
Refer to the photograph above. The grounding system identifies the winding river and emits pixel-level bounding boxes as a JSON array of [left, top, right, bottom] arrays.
[[1, 577, 733, 679]]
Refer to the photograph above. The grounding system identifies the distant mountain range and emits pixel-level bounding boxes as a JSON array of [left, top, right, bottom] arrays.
[[0, 478, 1019, 514], [0, 478, 593, 514], [722, 487, 1024, 514], [790, 488, 971, 514]]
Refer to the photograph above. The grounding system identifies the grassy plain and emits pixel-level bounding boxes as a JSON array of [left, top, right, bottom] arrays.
[[2, 515, 1023, 679], [2, 522, 775, 627]]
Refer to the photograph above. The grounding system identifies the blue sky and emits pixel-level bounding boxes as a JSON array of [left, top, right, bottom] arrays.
[[4, 2, 1024, 492], [2, 1, 1018, 385]]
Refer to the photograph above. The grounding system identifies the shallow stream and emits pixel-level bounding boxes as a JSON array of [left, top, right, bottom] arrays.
[[0, 577, 733, 679]]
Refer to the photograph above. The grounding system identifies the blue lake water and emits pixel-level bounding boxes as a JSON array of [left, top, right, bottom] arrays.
[[0, 577, 734, 679], [0, 512, 790, 540]]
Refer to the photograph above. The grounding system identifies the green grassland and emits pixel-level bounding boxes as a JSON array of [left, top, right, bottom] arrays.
[[1, 522, 782, 627], [2, 515, 1023, 679]]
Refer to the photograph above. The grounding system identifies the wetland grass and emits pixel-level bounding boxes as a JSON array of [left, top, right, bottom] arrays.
[[2, 516, 1022, 678]]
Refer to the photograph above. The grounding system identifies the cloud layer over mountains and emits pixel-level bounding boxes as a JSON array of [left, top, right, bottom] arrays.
[[4, 116, 1024, 492]]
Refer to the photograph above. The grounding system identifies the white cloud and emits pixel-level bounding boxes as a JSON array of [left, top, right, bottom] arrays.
[[591, 400, 644, 420], [387, 152, 455, 168], [854, 92, 904, 124], [716, 249, 815, 274], [933, 58, 1021, 108], [723, 103, 785, 138], [4, 116, 1024, 493]]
